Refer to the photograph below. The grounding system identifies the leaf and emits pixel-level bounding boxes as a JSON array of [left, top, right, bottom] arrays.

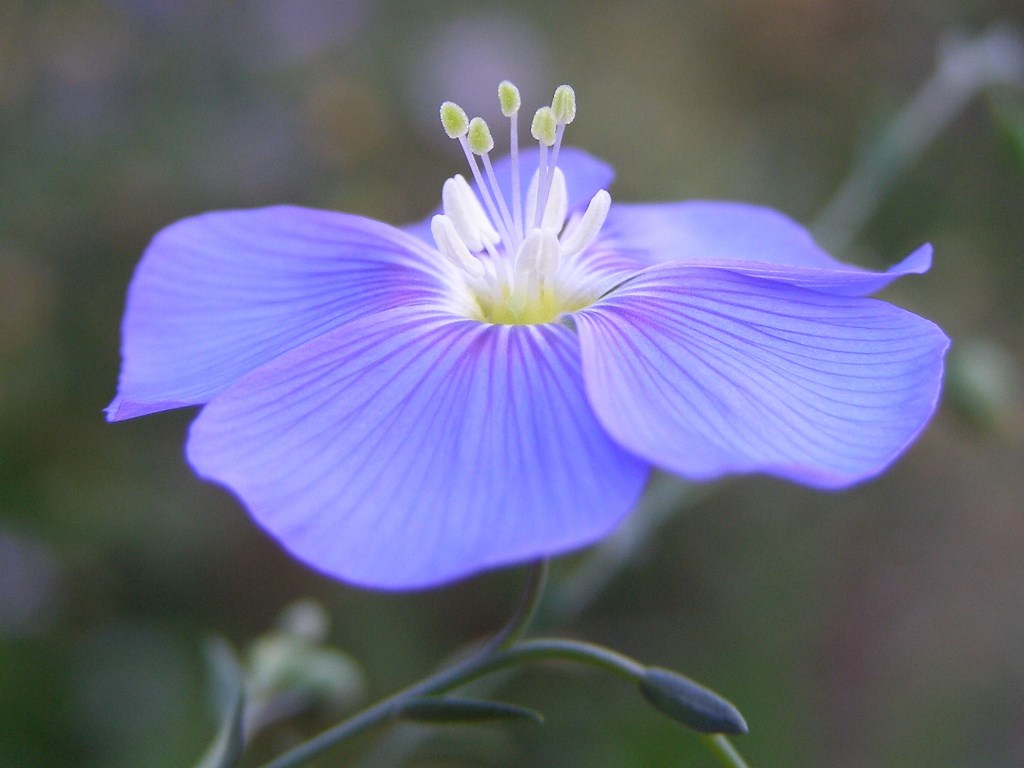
[[397, 696, 544, 725], [194, 637, 248, 768], [638, 668, 748, 735]]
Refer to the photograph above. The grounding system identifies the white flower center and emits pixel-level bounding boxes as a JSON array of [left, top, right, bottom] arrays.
[[432, 83, 611, 325]]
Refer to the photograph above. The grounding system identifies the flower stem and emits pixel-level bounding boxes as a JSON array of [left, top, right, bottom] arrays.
[[812, 25, 1023, 251], [484, 558, 549, 652], [487, 637, 646, 681], [257, 634, 647, 768], [255, 561, 742, 768], [257, 562, 550, 768], [699, 734, 751, 768]]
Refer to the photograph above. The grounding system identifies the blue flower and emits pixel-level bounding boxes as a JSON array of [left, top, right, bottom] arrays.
[[108, 84, 948, 589]]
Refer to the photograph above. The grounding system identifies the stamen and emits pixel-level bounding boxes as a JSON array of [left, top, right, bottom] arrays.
[[435, 82, 610, 325], [560, 190, 611, 258], [499, 80, 524, 242], [452, 118, 513, 255], [480, 157, 518, 251], [546, 86, 572, 196], [467, 117, 517, 251], [530, 104, 560, 229], [442, 174, 498, 252], [442, 101, 514, 252], [430, 214, 484, 278]]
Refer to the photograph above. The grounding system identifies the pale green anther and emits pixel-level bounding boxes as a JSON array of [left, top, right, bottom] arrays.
[[498, 80, 521, 116], [551, 85, 576, 124], [531, 107, 557, 146], [467, 117, 494, 155], [440, 101, 469, 138]]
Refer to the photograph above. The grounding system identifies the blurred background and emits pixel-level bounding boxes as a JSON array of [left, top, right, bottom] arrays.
[[2, 1, 1023, 766]]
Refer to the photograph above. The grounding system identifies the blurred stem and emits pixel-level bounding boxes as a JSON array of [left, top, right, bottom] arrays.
[[255, 559, 660, 768], [700, 734, 751, 768], [484, 558, 549, 652], [812, 25, 1023, 252], [259, 636, 649, 768], [484, 637, 645, 681]]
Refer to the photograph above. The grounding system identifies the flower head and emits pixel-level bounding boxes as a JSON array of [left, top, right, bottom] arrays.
[[108, 83, 949, 589]]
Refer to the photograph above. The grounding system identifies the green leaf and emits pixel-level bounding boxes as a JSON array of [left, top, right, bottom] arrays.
[[194, 637, 247, 768], [638, 668, 747, 735], [397, 696, 544, 725]]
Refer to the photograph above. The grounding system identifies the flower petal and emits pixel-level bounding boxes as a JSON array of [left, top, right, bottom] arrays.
[[403, 148, 615, 246], [108, 206, 452, 421], [186, 307, 649, 589], [600, 201, 930, 295], [574, 265, 949, 489]]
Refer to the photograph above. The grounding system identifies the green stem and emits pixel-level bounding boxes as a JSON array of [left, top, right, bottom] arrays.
[[484, 559, 549, 652], [257, 636, 646, 768], [699, 734, 751, 768], [256, 560, 743, 768], [487, 638, 645, 681]]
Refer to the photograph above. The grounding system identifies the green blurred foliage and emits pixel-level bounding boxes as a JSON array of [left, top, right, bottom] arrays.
[[1, 1, 1023, 767]]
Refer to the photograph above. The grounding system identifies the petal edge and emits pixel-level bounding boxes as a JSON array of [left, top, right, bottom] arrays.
[[109, 206, 451, 421], [187, 307, 649, 588], [575, 265, 949, 489]]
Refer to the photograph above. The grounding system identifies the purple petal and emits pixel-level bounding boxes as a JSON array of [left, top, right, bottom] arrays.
[[574, 265, 949, 489], [186, 307, 649, 589], [403, 147, 615, 245], [108, 206, 451, 421], [600, 201, 930, 295]]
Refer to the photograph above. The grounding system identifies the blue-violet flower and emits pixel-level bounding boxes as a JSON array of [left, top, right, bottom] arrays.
[[108, 83, 949, 589]]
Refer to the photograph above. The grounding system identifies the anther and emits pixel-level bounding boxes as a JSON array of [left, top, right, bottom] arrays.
[[531, 107, 557, 147], [551, 85, 576, 125], [498, 80, 521, 117], [467, 117, 495, 155], [440, 101, 469, 139]]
